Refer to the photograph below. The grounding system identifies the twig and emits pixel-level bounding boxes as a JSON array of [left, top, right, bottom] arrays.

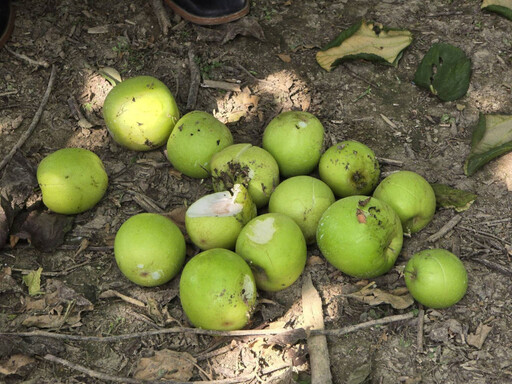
[[201, 80, 241, 92], [427, 214, 462, 243], [458, 225, 511, 246], [43, 354, 252, 384], [4, 46, 51, 68], [471, 258, 512, 277], [4, 312, 416, 341], [187, 50, 201, 110], [426, 11, 464, 17], [0, 65, 56, 172], [342, 63, 379, 88], [417, 305, 424, 353], [376, 157, 403, 167], [151, 0, 172, 35], [380, 114, 398, 130]]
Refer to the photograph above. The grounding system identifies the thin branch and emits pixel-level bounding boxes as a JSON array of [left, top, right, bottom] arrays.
[[342, 63, 379, 88], [458, 225, 511, 246], [416, 305, 425, 353], [187, 50, 201, 110], [376, 157, 404, 167], [428, 214, 462, 243], [0, 65, 57, 172], [4, 45, 51, 68], [151, 0, 172, 35], [472, 257, 512, 277], [3, 312, 416, 342]]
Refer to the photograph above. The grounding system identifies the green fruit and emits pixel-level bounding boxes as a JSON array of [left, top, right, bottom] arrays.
[[318, 141, 380, 198], [210, 143, 280, 208], [404, 249, 468, 309], [317, 195, 403, 278], [235, 213, 307, 291], [166, 111, 233, 178], [102, 75, 180, 151], [185, 184, 257, 250], [373, 170, 436, 234], [37, 148, 108, 215], [179, 248, 257, 330], [114, 213, 186, 287], [268, 176, 335, 244], [262, 111, 325, 177]]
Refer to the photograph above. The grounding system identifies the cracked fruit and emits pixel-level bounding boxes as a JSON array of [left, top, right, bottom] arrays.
[[185, 184, 257, 250], [179, 248, 257, 330], [317, 195, 403, 278], [37, 148, 108, 215], [373, 170, 436, 234], [318, 141, 380, 198], [102, 75, 180, 151], [235, 213, 307, 291], [167, 111, 233, 178], [404, 249, 468, 309], [262, 111, 325, 177], [268, 176, 335, 244], [114, 213, 186, 287]]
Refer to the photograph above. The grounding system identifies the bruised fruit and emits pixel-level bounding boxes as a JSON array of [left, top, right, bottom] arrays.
[[114, 213, 186, 287], [37, 148, 108, 215], [318, 141, 380, 198], [166, 111, 233, 178], [262, 111, 325, 177], [404, 249, 467, 309], [179, 248, 257, 330], [210, 143, 280, 208], [373, 170, 436, 234], [317, 195, 403, 278], [185, 184, 257, 250], [102, 75, 180, 151], [236, 213, 307, 291], [268, 176, 335, 244]]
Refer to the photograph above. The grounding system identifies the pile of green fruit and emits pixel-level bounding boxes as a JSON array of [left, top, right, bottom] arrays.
[[36, 75, 468, 331]]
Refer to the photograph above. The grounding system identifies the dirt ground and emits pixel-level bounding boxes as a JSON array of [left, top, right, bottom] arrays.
[[1, 0, 511, 383]]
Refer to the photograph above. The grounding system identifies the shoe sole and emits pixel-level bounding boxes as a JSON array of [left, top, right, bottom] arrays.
[[164, 0, 249, 25], [0, 2, 15, 50]]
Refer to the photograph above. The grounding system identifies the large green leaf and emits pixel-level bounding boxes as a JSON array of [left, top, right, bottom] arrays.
[[464, 113, 512, 176], [316, 20, 413, 71], [431, 183, 477, 212], [414, 43, 471, 101], [482, 0, 512, 20]]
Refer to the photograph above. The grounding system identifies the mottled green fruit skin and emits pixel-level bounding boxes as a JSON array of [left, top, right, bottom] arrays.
[[235, 213, 307, 292], [318, 141, 380, 198], [317, 196, 403, 278], [262, 111, 325, 177], [373, 170, 436, 234], [37, 148, 108, 215], [210, 144, 280, 208], [268, 176, 335, 244], [404, 249, 467, 309], [102, 76, 180, 151], [114, 213, 186, 287], [167, 111, 233, 178], [179, 248, 257, 330]]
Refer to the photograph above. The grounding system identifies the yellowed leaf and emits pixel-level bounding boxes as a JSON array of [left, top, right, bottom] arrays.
[[0, 355, 35, 376], [22, 268, 43, 296], [277, 53, 292, 63]]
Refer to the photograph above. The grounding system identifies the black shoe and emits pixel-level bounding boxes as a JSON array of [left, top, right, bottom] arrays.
[[0, 0, 15, 50], [164, 0, 249, 25]]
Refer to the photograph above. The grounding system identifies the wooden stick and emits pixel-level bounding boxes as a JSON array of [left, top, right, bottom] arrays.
[[0, 65, 57, 172], [427, 214, 462, 243], [187, 50, 201, 110], [416, 305, 425, 353], [4, 45, 50, 68]]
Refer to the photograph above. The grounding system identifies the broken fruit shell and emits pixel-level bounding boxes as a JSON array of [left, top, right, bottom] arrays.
[[318, 140, 380, 198], [166, 111, 234, 178], [102, 75, 180, 151], [179, 248, 257, 330], [185, 184, 257, 250], [235, 213, 307, 292], [210, 143, 280, 208], [268, 176, 335, 244], [114, 213, 186, 287], [37, 148, 108, 215], [262, 111, 325, 177]]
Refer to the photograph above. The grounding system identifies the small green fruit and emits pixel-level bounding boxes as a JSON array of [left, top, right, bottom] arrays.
[[37, 148, 108, 215], [210, 143, 280, 208], [404, 249, 468, 309], [268, 176, 335, 244], [167, 111, 233, 178], [185, 184, 257, 250], [102, 76, 180, 151], [114, 213, 186, 287], [235, 213, 307, 291], [262, 111, 325, 177], [317, 196, 403, 278], [318, 141, 380, 198], [179, 248, 257, 330], [373, 170, 436, 234]]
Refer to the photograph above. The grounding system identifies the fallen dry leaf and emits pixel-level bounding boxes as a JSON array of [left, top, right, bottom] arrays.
[[277, 53, 292, 63], [0, 267, 22, 294], [348, 284, 414, 310], [134, 349, 196, 381], [195, 17, 265, 45], [467, 323, 493, 349], [0, 354, 35, 376]]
